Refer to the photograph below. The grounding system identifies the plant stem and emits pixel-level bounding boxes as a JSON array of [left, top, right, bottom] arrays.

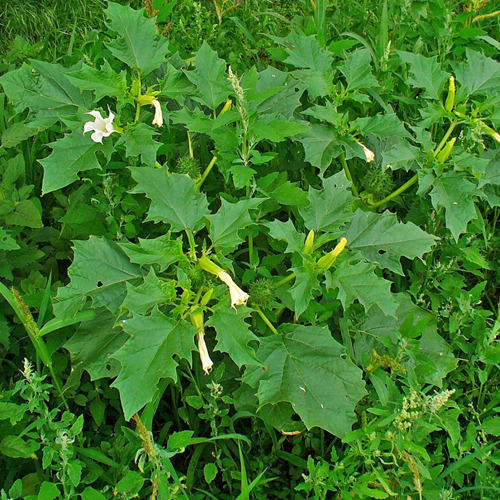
[[195, 156, 217, 192], [254, 307, 279, 335], [134, 70, 142, 123], [370, 174, 418, 208], [185, 229, 196, 259], [187, 131, 193, 158], [340, 153, 359, 197], [434, 121, 457, 156], [274, 272, 296, 288]]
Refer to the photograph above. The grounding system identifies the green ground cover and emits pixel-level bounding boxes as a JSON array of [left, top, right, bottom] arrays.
[[0, 1, 499, 498]]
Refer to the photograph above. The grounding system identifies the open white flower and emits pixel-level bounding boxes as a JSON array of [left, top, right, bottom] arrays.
[[217, 271, 249, 310], [197, 331, 213, 375], [151, 99, 163, 127], [83, 109, 118, 143]]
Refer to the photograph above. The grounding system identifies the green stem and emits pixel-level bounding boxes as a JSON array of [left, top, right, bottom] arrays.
[[134, 71, 142, 123], [340, 153, 359, 197], [195, 156, 217, 192], [254, 307, 279, 335], [185, 229, 196, 259], [187, 131, 194, 158], [274, 272, 296, 288], [370, 174, 418, 208], [434, 121, 457, 156]]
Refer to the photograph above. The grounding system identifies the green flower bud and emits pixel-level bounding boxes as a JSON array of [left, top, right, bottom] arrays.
[[303, 230, 315, 254], [444, 76, 455, 112], [316, 238, 347, 271], [436, 137, 456, 163]]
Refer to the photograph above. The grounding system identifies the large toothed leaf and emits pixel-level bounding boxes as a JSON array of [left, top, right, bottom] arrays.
[[111, 310, 196, 420], [345, 210, 436, 274], [265, 219, 303, 254], [340, 48, 379, 91], [326, 259, 397, 317], [299, 172, 355, 234], [207, 198, 264, 253], [105, 3, 169, 75], [54, 237, 143, 318], [453, 48, 500, 96], [244, 324, 366, 437], [129, 169, 209, 232], [39, 131, 112, 194], [207, 307, 260, 368], [185, 42, 231, 109], [398, 51, 449, 100]]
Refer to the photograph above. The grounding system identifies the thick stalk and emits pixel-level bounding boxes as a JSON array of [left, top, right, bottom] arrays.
[[195, 156, 217, 192], [134, 71, 142, 123], [274, 272, 296, 288], [254, 307, 279, 335], [340, 153, 359, 197], [370, 174, 418, 208]]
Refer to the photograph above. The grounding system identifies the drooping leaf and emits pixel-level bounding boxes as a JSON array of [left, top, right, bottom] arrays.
[[111, 310, 196, 419], [207, 198, 264, 253], [120, 234, 185, 272], [54, 237, 143, 318], [398, 51, 449, 100], [118, 123, 160, 167], [0, 228, 20, 251], [245, 324, 366, 437], [39, 131, 111, 194], [430, 171, 477, 241], [265, 219, 303, 253], [66, 60, 127, 101], [345, 210, 436, 274], [340, 48, 379, 91], [65, 309, 127, 380], [185, 42, 231, 109], [299, 172, 355, 233], [4, 199, 42, 229], [478, 152, 500, 188], [252, 119, 310, 143], [105, 3, 170, 75], [206, 306, 260, 368], [326, 259, 397, 317], [298, 124, 338, 171], [130, 169, 209, 232]]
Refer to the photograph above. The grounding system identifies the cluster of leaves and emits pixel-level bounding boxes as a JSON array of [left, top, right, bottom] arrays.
[[0, 0, 499, 498]]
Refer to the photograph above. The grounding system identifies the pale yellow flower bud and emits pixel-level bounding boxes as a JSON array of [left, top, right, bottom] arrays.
[[197, 331, 213, 375], [151, 99, 163, 127]]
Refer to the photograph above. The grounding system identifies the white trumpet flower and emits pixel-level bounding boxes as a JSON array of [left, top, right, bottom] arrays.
[[197, 331, 213, 375], [83, 109, 118, 143], [151, 99, 163, 127], [361, 143, 375, 162], [217, 271, 249, 310]]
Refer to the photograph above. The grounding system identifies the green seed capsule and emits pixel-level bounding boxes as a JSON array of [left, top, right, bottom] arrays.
[[303, 230, 315, 254]]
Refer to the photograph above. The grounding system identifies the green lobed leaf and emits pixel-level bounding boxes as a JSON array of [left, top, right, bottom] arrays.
[[118, 123, 160, 167], [185, 42, 231, 109], [65, 309, 127, 380], [453, 48, 500, 96], [345, 209, 436, 274], [207, 198, 264, 253], [351, 113, 410, 138], [39, 130, 112, 195], [281, 31, 333, 73], [289, 260, 320, 318], [130, 169, 209, 232], [105, 3, 170, 75], [245, 324, 366, 437], [326, 258, 397, 317], [340, 48, 379, 91], [265, 219, 304, 254], [429, 171, 477, 241], [54, 236, 143, 318], [111, 310, 196, 420], [66, 60, 127, 101], [398, 51, 449, 100], [120, 234, 185, 272], [252, 119, 310, 143], [206, 306, 261, 368], [299, 172, 355, 234]]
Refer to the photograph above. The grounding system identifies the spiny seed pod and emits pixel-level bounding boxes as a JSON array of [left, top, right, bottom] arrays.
[[188, 265, 204, 288], [249, 279, 274, 308], [175, 155, 201, 179], [445, 76, 455, 112], [436, 137, 456, 163], [363, 165, 395, 199]]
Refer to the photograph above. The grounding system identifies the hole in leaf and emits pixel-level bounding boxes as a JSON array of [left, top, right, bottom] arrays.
[[378, 249, 386, 255], [97, 281, 103, 287]]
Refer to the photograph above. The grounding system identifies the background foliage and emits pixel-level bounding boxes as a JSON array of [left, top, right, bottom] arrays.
[[0, 0, 499, 499]]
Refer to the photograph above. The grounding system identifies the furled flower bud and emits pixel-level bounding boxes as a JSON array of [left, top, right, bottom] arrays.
[[361, 144, 375, 163], [436, 137, 456, 163], [316, 238, 347, 271], [197, 331, 213, 375], [481, 122, 500, 143], [444, 76, 455, 112], [303, 230, 315, 254], [151, 99, 163, 127]]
